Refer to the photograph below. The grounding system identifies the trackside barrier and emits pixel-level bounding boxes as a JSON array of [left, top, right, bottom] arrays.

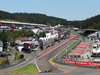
[[55, 40, 82, 61], [54, 40, 100, 69], [40, 37, 75, 56], [64, 60, 100, 68]]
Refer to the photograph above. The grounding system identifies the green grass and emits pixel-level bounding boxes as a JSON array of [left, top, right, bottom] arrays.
[[53, 40, 79, 65], [81, 36, 87, 39], [0, 64, 39, 73]]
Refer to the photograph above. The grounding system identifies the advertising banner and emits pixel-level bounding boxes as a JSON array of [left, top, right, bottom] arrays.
[[64, 60, 100, 66]]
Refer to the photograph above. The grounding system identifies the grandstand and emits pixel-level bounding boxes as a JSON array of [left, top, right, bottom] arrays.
[[0, 20, 47, 30]]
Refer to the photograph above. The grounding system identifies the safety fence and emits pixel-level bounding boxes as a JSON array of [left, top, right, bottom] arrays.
[[55, 57, 100, 69], [64, 60, 100, 66], [55, 40, 81, 61], [54, 40, 100, 69]]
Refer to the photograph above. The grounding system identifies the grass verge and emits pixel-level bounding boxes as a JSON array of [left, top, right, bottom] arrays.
[[59, 40, 77, 55], [51, 40, 80, 65], [81, 36, 87, 39], [0, 64, 39, 73]]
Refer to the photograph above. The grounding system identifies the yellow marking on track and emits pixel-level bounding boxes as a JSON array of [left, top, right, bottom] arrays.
[[49, 58, 58, 65], [48, 58, 71, 74], [36, 64, 41, 72]]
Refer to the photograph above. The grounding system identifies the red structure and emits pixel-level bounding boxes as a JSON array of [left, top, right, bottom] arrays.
[[76, 45, 86, 48], [68, 35, 78, 37], [9, 26, 15, 30], [71, 50, 83, 53], [80, 42, 88, 45], [64, 60, 100, 69], [0, 22, 2, 26]]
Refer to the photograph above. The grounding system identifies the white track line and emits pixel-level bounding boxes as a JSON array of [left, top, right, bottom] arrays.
[[49, 40, 75, 72], [35, 59, 41, 72], [35, 37, 74, 72]]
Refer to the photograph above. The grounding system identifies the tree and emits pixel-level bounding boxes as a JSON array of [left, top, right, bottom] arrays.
[[1, 59, 9, 66], [16, 54, 20, 60], [4, 59, 9, 64], [14, 51, 18, 60], [0, 10, 68, 25], [39, 32, 46, 37], [20, 54, 24, 59], [0, 30, 8, 50]]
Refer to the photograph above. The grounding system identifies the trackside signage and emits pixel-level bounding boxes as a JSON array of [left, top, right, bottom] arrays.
[[64, 60, 100, 66]]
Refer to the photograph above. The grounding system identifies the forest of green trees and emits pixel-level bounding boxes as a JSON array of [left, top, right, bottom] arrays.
[[0, 10, 100, 29], [0, 10, 100, 49], [67, 15, 100, 30], [0, 10, 67, 26]]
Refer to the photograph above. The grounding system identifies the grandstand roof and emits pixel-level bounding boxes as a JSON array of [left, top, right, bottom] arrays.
[[0, 20, 47, 26]]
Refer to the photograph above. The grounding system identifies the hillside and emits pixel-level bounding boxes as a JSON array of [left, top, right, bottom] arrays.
[[0, 10, 100, 29], [67, 15, 100, 30], [0, 10, 67, 26], [82, 15, 100, 29]]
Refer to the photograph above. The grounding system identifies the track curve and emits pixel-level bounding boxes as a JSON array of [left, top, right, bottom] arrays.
[[36, 38, 75, 73]]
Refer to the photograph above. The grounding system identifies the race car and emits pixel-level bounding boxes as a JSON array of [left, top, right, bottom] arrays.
[[45, 69, 52, 72]]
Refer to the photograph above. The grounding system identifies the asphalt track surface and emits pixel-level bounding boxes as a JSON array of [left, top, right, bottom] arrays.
[[0, 37, 74, 74], [1, 37, 100, 75], [0, 37, 73, 72], [36, 38, 75, 73]]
